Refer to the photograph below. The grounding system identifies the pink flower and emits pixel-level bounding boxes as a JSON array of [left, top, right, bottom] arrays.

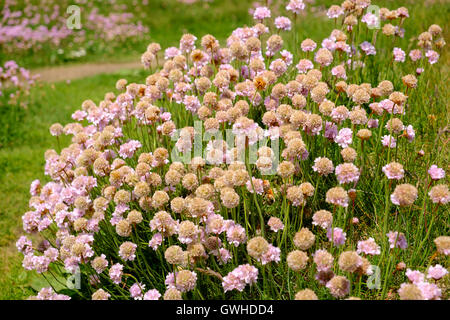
[[322, 38, 336, 51], [206, 214, 226, 234], [327, 227, 346, 246], [313, 249, 333, 272], [16, 236, 33, 255], [253, 7, 271, 20], [366, 119, 378, 129], [183, 95, 201, 114], [64, 257, 80, 274], [22, 253, 35, 270], [160, 112, 172, 122], [33, 255, 51, 273], [119, 140, 142, 158], [269, 58, 288, 76], [428, 165, 445, 180], [409, 49, 422, 62], [164, 47, 181, 59], [417, 282, 441, 300], [246, 177, 264, 195], [393, 47, 406, 62], [360, 41, 376, 55], [226, 224, 247, 247], [215, 248, 232, 265], [165, 272, 176, 288], [361, 13, 379, 28], [119, 242, 137, 261], [109, 263, 123, 284], [335, 163, 360, 184], [130, 282, 145, 299], [357, 238, 381, 255], [149, 233, 163, 250], [334, 128, 353, 148], [180, 34, 197, 53], [356, 0, 371, 8], [331, 107, 349, 123], [426, 50, 439, 64], [286, 0, 305, 14], [397, 7, 409, 17], [222, 264, 258, 292], [324, 121, 338, 140], [29, 179, 41, 196], [326, 276, 350, 298], [406, 269, 425, 284], [232, 119, 264, 145], [327, 6, 343, 18], [260, 244, 281, 265], [72, 110, 87, 121], [405, 125, 415, 142], [280, 50, 293, 65], [428, 185, 450, 204], [143, 289, 161, 300], [36, 287, 70, 300], [386, 231, 408, 249], [381, 135, 396, 148], [265, 126, 281, 140], [301, 39, 317, 52], [274, 16, 291, 31], [296, 59, 314, 73], [427, 265, 448, 280], [379, 99, 403, 114], [44, 247, 59, 262], [370, 103, 383, 116], [267, 217, 284, 232], [335, 41, 350, 53], [331, 65, 347, 79], [150, 212, 178, 233], [382, 162, 405, 180]]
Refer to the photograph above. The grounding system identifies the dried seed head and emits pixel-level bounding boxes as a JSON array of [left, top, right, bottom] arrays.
[[391, 184, 418, 206], [247, 236, 269, 260], [398, 283, 423, 300], [294, 289, 318, 300], [287, 250, 309, 271], [293, 228, 315, 250]]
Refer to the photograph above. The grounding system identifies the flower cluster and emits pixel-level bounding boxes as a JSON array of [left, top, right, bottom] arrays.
[[17, 0, 448, 300], [0, 60, 39, 107]]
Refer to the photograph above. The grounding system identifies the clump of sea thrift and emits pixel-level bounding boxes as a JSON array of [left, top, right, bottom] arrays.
[[17, 1, 448, 301]]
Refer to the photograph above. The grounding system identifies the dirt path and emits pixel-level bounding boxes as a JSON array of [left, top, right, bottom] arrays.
[[33, 60, 142, 83]]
